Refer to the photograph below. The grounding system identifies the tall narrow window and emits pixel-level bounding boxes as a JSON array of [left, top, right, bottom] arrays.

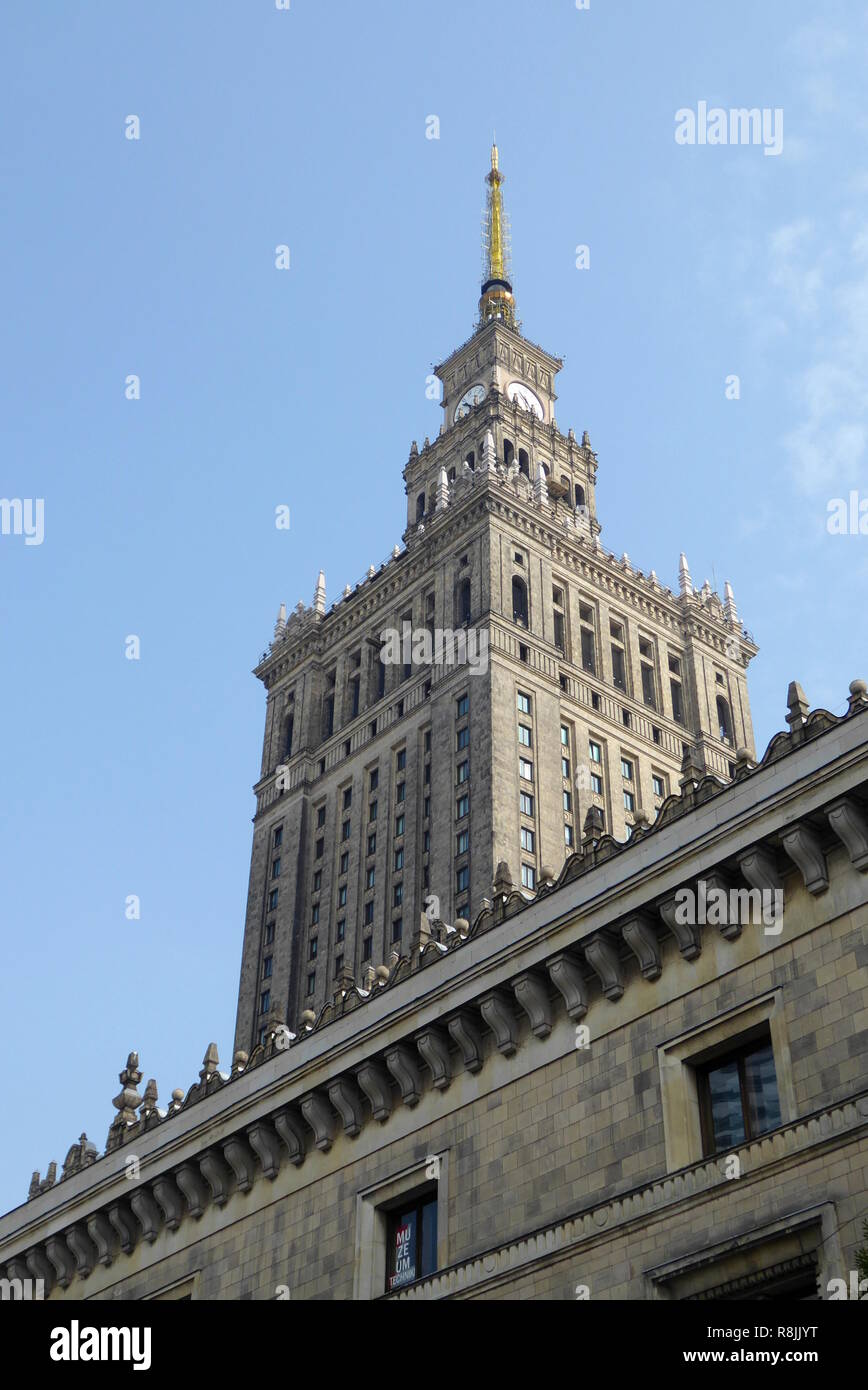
[[458, 579, 471, 625], [518, 448, 530, 478], [717, 695, 734, 744], [610, 620, 627, 692], [284, 714, 294, 758], [512, 577, 529, 627], [416, 493, 426, 521]]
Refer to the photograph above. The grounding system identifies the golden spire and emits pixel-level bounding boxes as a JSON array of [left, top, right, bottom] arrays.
[[479, 144, 516, 329]]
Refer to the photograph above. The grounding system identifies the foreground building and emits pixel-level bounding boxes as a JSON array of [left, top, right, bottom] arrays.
[[2, 154, 866, 1302]]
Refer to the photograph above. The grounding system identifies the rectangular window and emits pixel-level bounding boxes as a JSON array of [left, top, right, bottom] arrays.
[[519, 757, 534, 781], [309, 937, 318, 959], [563, 790, 572, 812], [273, 826, 283, 848], [668, 653, 682, 676], [553, 611, 565, 652], [456, 726, 469, 750], [456, 794, 469, 819], [517, 691, 531, 714], [456, 694, 468, 717], [397, 749, 406, 772], [395, 813, 405, 837], [363, 936, 372, 962], [641, 663, 657, 709], [306, 972, 315, 996], [623, 790, 635, 812], [424, 796, 430, 819], [589, 740, 602, 763], [397, 782, 406, 803], [311, 904, 319, 925], [520, 827, 535, 852], [337, 920, 345, 941], [364, 900, 374, 925], [367, 833, 376, 857], [334, 954, 344, 977], [369, 768, 379, 793], [260, 990, 271, 1015], [338, 885, 347, 907], [580, 626, 596, 675], [317, 806, 326, 829], [366, 866, 376, 889], [560, 725, 570, 746], [342, 820, 351, 841], [518, 724, 532, 747], [591, 772, 603, 795], [652, 774, 665, 798], [561, 756, 570, 779], [315, 838, 324, 860], [519, 791, 534, 816], [456, 829, 469, 855], [565, 824, 574, 847], [456, 865, 469, 893], [264, 921, 275, 945], [423, 829, 430, 852], [671, 680, 685, 724], [698, 1039, 782, 1156], [393, 884, 403, 907], [394, 848, 404, 871], [611, 644, 626, 691], [424, 730, 431, 754], [262, 955, 273, 978], [370, 799, 378, 822], [386, 1194, 438, 1292], [392, 917, 403, 942], [521, 863, 536, 890], [313, 870, 322, 892], [268, 889, 279, 911], [621, 758, 633, 781], [456, 761, 469, 784], [343, 787, 352, 811], [340, 851, 349, 875]]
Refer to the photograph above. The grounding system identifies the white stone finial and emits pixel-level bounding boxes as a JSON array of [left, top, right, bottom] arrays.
[[724, 580, 739, 625], [435, 466, 450, 511], [313, 570, 326, 615], [678, 553, 693, 597], [343, 583, 352, 599], [483, 429, 498, 474], [274, 602, 287, 638]]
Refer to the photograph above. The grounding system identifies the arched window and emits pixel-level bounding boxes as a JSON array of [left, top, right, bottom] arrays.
[[465, 450, 475, 470], [504, 438, 515, 467], [717, 696, 733, 744], [512, 576, 529, 627], [518, 448, 530, 478], [416, 493, 426, 522], [575, 484, 586, 510], [449, 466, 456, 483], [458, 579, 471, 625]]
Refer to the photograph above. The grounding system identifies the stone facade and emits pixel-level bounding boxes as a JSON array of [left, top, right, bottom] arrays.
[[2, 679, 867, 1300]]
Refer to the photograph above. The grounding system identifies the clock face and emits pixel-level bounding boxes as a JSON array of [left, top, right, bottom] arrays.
[[507, 381, 544, 419], [453, 384, 486, 422]]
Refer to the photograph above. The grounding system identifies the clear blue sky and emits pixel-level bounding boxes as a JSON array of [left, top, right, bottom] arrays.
[[1, 1, 865, 1215]]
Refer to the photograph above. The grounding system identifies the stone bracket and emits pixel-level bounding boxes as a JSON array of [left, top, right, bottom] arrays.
[[415, 1026, 452, 1090], [65, 1224, 97, 1279], [107, 1201, 138, 1255], [826, 796, 868, 871], [780, 823, 828, 895], [384, 1044, 423, 1108], [198, 1150, 233, 1206], [447, 1010, 485, 1073], [152, 1175, 185, 1230], [327, 1077, 364, 1136], [621, 913, 662, 980], [479, 990, 520, 1055], [85, 1212, 116, 1267], [738, 845, 782, 896], [355, 1061, 393, 1121], [546, 953, 588, 1020], [130, 1188, 162, 1244], [247, 1120, 284, 1177], [583, 935, 624, 1000], [273, 1106, 308, 1162], [176, 1161, 211, 1217], [222, 1135, 257, 1191], [45, 1235, 77, 1287], [512, 972, 553, 1038], [300, 1092, 337, 1151], [657, 895, 701, 961]]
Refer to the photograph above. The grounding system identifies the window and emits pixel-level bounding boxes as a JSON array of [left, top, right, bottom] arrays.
[[591, 691, 601, 711], [520, 827, 535, 852], [519, 791, 534, 816], [392, 917, 403, 943], [370, 769, 379, 793], [317, 806, 326, 829], [367, 833, 376, 857], [611, 643, 626, 691], [264, 921, 275, 945], [313, 870, 322, 892], [456, 761, 469, 784], [343, 787, 352, 811], [561, 756, 570, 779], [342, 820, 351, 841], [273, 826, 283, 848], [395, 813, 405, 837], [268, 889, 279, 911], [309, 937, 318, 959], [698, 1039, 782, 1155], [519, 757, 534, 781], [370, 799, 378, 822], [272, 858, 281, 878], [622, 709, 631, 728], [338, 885, 347, 908], [424, 730, 431, 754], [521, 864, 536, 890], [386, 1193, 438, 1292], [671, 679, 685, 724], [457, 579, 471, 625], [553, 610, 565, 653], [652, 774, 665, 798], [563, 790, 572, 812], [260, 990, 271, 1015], [457, 726, 469, 750], [456, 694, 468, 717], [306, 972, 315, 996], [517, 691, 531, 714], [668, 654, 682, 676], [624, 791, 635, 812], [311, 904, 320, 926], [456, 865, 469, 893], [337, 920, 345, 942], [262, 955, 273, 979], [589, 740, 602, 763], [340, 851, 349, 875], [518, 724, 532, 747], [423, 829, 430, 852], [397, 748, 406, 771], [397, 782, 406, 803], [591, 773, 603, 795], [364, 900, 375, 925], [363, 936, 373, 962], [394, 848, 404, 871], [456, 794, 469, 818], [393, 884, 403, 907], [334, 954, 344, 977], [424, 796, 430, 818], [641, 662, 657, 710], [560, 725, 570, 746], [717, 696, 734, 744], [350, 678, 360, 718], [621, 758, 633, 781], [512, 576, 529, 627], [565, 824, 574, 847], [456, 829, 469, 855], [366, 866, 376, 889], [416, 492, 426, 521]]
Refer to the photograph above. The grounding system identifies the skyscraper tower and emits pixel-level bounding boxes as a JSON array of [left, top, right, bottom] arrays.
[[233, 148, 758, 1051]]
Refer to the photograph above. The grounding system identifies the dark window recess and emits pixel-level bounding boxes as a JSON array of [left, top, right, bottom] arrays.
[[698, 1038, 782, 1155], [323, 696, 334, 740], [671, 679, 685, 724], [717, 696, 734, 744], [641, 663, 656, 709], [386, 1193, 438, 1292], [458, 579, 471, 625], [611, 645, 626, 691], [553, 611, 565, 652], [580, 628, 596, 674], [512, 577, 529, 627]]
